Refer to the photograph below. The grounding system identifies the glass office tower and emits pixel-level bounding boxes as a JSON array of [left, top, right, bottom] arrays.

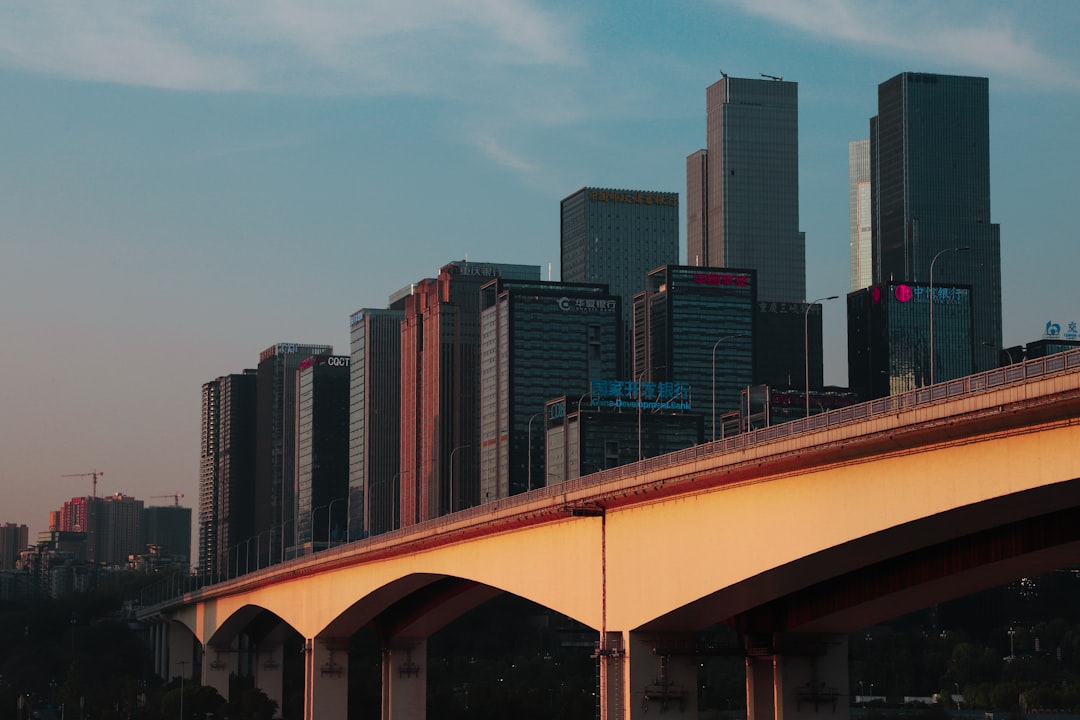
[[686, 76, 804, 304], [296, 355, 350, 550], [848, 281, 973, 399], [349, 307, 404, 538], [560, 187, 679, 372], [255, 343, 333, 563], [871, 72, 1001, 373], [479, 279, 620, 501], [633, 265, 755, 439], [849, 139, 872, 291]]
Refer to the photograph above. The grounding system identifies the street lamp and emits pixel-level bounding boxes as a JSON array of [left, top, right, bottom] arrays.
[[327, 497, 346, 548], [527, 412, 543, 492], [929, 246, 970, 385], [983, 341, 1016, 366], [712, 334, 746, 441], [805, 296, 838, 418], [309, 504, 328, 553], [449, 444, 470, 512]]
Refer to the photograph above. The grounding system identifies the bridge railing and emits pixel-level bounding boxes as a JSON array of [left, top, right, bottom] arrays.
[[146, 349, 1080, 608]]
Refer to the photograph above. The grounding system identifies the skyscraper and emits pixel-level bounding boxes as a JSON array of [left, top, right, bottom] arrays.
[[400, 261, 540, 525], [255, 343, 333, 562], [349, 307, 405, 538], [686, 75, 804, 304], [199, 370, 256, 577], [870, 72, 1002, 373], [560, 187, 679, 370], [296, 355, 350, 549], [848, 281, 974, 398], [479, 278, 621, 500], [0, 523, 28, 571], [633, 265, 755, 437], [849, 139, 872, 291]]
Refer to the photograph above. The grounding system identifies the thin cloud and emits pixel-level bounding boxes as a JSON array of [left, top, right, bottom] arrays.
[[722, 0, 1078, 88], [0, 0, 583, 94]]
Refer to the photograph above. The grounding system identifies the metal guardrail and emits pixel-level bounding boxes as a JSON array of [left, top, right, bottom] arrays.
[[143, 349, 1080, 608]]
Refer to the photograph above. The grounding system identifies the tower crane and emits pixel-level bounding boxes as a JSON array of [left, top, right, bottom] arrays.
[[151, 493, 185, 507], [62, 469, 103, 501], [62, 470, 103, 563]]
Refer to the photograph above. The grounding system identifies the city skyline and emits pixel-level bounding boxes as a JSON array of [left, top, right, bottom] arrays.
[[3, 1, 1080, 538]]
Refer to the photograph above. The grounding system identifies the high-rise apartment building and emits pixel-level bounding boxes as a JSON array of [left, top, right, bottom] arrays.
[[255, 343, 333, 562], [686, 75, 804, 304], [479, 279, 621, 500], [633, 265, 755, 439], [870, 72, 1002, 373], [296, 355, 350, 549], [199, 370, 257, 577], [349, 307, 405, 538], [400, 261, 540, 525], [99, 493, 143, 566], [560, 187, 679, 370], [849, 139, 873, 291]]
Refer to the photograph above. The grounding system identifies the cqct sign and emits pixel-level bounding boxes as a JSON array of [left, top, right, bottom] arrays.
[[327, 356, 350, 368]]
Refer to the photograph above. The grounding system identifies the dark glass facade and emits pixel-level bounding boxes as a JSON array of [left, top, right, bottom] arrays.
[[871, 72, 1001, 372], [479, 279, 620, 500], [848, 282, 973, 399], [687, 76, 804, 303], [349, 308, 404, 538], [254, 343, 332, 563], [296, 355, 350, 550], [142, 506, 192, 562], [753, 301, 825, 391], [560, 187, 679, 372], [401, 261, 541, 525], [633, 265, 755, 440], [545, 397, 702, 483]]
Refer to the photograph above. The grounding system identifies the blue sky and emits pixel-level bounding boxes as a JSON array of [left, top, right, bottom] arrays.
[[2, 1, 1078, 538]]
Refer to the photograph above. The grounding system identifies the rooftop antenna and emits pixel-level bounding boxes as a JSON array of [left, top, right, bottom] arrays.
[[719, 68, 728, 79], [761, 72, 783, 81]]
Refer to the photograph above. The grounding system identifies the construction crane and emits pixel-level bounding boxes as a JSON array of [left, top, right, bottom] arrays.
[[62, 470, 104, 564], [62, 469, 103, 501], [151, 493, 185, 507]]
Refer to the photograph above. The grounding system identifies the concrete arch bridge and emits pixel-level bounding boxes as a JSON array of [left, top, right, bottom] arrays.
[[142, 351, 1080, 720]]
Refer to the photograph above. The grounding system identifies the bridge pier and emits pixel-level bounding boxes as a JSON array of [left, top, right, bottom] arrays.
[[381, 637, 427, 720], [305, 638, 349, 720], [599, 631, 699, 719], [254, 644, 285, 714], [746, 634, 849, 720], [202, 641, 233, 699], [168, 621, 198, 682]]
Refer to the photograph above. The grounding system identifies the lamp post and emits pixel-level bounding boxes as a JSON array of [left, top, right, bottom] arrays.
[[929, 245, 970, 385], [255, 529, 270, 570], [327, 497, 346, 548], [309, 504, 328, 553], [712, 334, 746, 441], [805, 296, 838, 418], [449, 444, 470, 512], [527, 412, 543, 492]]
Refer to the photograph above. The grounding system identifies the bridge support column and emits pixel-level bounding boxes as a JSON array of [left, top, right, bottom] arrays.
[[152, 621, 165, 679], [255, 645, 285, 714], [599, 631, 698, 719], [746, 634, 849, 720], [305, 638, 349, 720], [628, 632, 698, 718], [382, 637, 426, 720], [203, 642, 233, 699], [168, 622, 197, 681]]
